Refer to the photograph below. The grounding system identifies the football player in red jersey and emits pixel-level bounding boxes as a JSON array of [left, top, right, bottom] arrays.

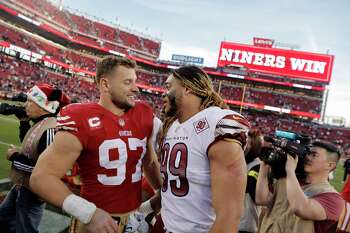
[[30, 56, 162, 233]]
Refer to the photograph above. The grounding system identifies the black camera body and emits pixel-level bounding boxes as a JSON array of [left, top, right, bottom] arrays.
[[260, 130, 311, 179], [0, 92, 28, 118]]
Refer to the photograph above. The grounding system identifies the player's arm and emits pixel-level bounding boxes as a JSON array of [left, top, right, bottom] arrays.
[[208, 139, 247, 233], [140, 138, 162, 214], [142, 132, 162, 191], [30, 131, 81, 207], [30, 131, 118, 232]]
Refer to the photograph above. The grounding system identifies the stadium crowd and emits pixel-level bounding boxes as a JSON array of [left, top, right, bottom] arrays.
[[0, 55, 348, 233], [11, 0, 161, 56], [0, 1, 349, 232], [0, 54, 347, 147]]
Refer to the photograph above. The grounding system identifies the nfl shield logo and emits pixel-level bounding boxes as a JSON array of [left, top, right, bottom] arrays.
[[118, 119, 125, 127]]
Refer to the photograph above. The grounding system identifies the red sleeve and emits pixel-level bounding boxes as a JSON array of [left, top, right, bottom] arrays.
[[56, 104, 88, 148], [141, 177, 155, 197], [312, 192, 345, 221], [213, 113, 250, 149]]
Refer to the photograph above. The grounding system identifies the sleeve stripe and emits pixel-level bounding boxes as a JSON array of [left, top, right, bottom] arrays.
[[216, 124, 242, 130], [215, 127, 247, 138], [57, 116, 71, 121], [46, 128, 55, 147], [56, 121, 76, 126], [222, 114, 250, 128], [218, 118, 250, 130], [213, 113, 250, 151], [13, 161, 34, 172], [56, 126, 78, 132], [46, 129, 49, 147], [50, 129, 53, 145]]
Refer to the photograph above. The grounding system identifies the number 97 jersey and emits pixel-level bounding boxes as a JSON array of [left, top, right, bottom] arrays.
[[160, 107, 250, 233], [56, 102, 154, 214]]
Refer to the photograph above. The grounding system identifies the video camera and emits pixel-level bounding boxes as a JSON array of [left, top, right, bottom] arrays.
[[0, 92, 27, 118], [259, 130, 311, 179]]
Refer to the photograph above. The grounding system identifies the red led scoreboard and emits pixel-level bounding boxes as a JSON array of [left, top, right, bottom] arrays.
[[217, 41, 334, 83]]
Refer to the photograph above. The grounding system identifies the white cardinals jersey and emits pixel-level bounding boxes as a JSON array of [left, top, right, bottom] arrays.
[[160, 106, 250, 233]]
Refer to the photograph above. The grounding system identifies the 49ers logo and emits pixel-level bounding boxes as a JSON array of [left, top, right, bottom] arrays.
[[193, 118, 209, 134]]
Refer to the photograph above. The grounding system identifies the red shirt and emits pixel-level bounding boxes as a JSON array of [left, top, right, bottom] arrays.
[[313, 192, 345, 233], [57, 102, 154, 213], [342, 178, 350, 202]]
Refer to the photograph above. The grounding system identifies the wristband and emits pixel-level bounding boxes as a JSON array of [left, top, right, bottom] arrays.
[[62, 194, 96, 224], [138, 200, 154, 216]]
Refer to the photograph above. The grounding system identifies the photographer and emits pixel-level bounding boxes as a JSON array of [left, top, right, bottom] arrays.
[[239, 129, 263, 233], [0, 84, 70, 233], [256, 140, 344, 233]]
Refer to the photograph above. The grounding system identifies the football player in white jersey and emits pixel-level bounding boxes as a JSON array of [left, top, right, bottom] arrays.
[[157, 66, 250, 233]]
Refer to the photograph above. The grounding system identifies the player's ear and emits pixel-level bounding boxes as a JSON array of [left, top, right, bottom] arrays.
[[184, 87, 192, 95], [100, 77, 110, 92], [328, 161, 336, 171]]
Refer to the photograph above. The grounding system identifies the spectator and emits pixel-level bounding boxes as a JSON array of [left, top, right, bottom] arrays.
[[238, 129, 263, 233], [0, 84, 70, 233]]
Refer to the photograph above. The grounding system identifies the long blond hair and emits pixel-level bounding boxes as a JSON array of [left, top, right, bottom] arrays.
[[157, 66, 227, 152]]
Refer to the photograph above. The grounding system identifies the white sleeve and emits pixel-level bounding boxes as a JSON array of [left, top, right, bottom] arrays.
[[151, 117, 163, 151], [214, 113, 250, 149]]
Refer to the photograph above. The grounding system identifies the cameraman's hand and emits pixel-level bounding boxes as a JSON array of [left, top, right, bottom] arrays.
[[6, 144, 18, 160], [260, 161, 271, 172], [285, 154, 298, 175]]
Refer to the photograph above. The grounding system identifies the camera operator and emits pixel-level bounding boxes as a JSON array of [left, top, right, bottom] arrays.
[[337, 145, 350, 233], [238, 129, 263, 233], [256, 140, 344, 233], [0, 84, 70, 233]]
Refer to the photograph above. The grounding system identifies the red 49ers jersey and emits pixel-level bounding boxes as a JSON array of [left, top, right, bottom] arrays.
[[57, 102, 154, 213]]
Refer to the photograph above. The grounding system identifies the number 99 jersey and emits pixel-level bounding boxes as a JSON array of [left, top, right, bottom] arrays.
[[56, 102, 154, 214], [160, 107, 250, 233]]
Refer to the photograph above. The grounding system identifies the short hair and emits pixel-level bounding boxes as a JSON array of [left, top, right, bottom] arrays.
[[312, 140, 342, 163], [344, 144, 350, 151], [95, 56, 136, 84], [247, 129, 263, 158]]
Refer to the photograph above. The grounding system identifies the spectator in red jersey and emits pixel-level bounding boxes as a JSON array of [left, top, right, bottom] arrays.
[[257, 140, 344, 233]]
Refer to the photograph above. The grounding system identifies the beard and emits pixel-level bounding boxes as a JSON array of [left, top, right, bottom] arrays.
[[166, 90, 180, 117], [110, 90, 134, 111]]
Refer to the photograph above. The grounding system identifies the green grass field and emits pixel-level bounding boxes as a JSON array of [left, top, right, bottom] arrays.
[[0, 114, 20, 179], [0, 114, 346, 192]]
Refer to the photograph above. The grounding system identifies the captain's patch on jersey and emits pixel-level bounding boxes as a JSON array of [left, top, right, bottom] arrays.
[[88, 117, 102, 129], [193, 118, 209, 134]]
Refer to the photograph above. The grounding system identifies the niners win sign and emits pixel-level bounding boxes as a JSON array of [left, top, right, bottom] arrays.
[[217, 42, 334, 83]]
